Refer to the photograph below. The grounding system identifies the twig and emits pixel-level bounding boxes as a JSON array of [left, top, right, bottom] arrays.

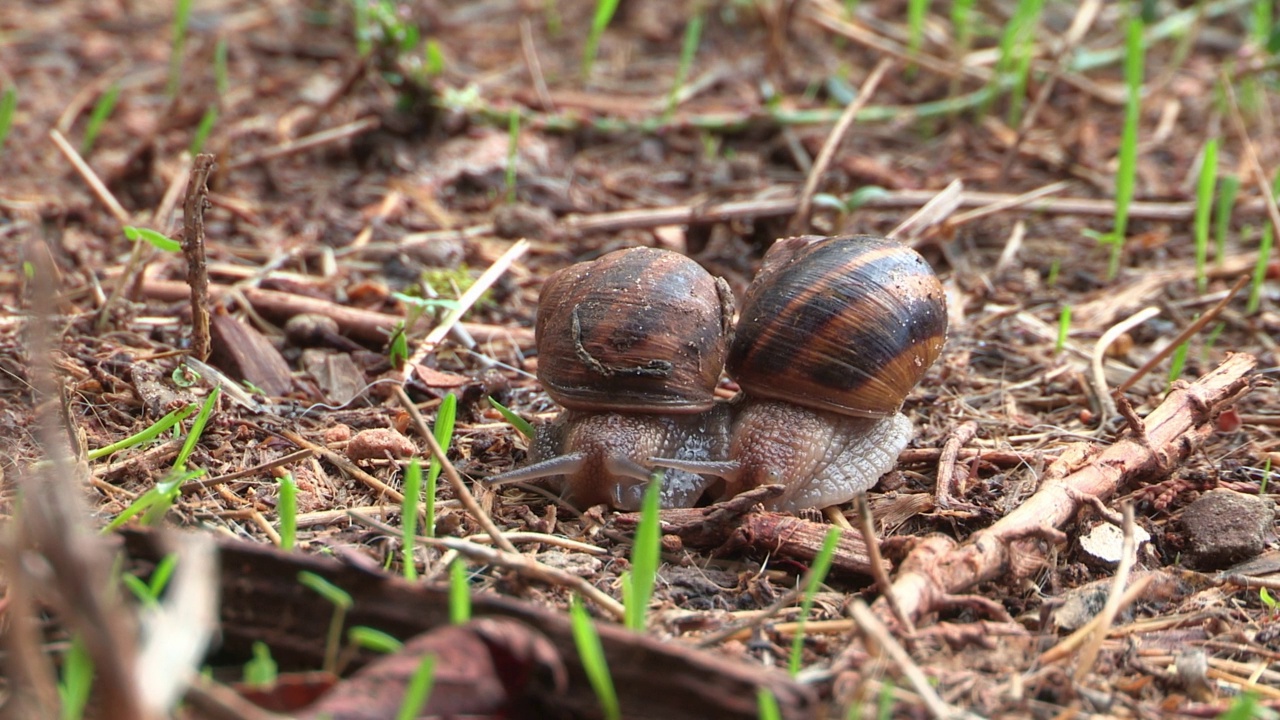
[[998, 0, 1103, 181], [1072, 504, 1137, 681], [350, 511, 625, 621], [846, 600, 978, 720], [520, 16, 555, 111], [399, 239, 530, 382], [224, 117, 380, 171], [138, 279, 534, 347], [1115, 274, 1249, 393], [48, 128, 130, 224], [393, 385, 517, 555], [181, 154, 216, 361], [1223, 71, 1280, 247], [835, 353, 1256, 649], [934, 422, 979, 510], [856, 495, 914, 635], [179, 448, 314, 495], [890, 179, 964, 243], [278, 429, 403, 503], [947, 180, 1072, 229], [789, 58, 893, 234], [1089, 306, 1161, 427]]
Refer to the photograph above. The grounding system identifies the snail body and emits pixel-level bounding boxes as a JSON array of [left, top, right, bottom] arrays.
[[655, 235, 947, 512], [487, 247, 735, 511]]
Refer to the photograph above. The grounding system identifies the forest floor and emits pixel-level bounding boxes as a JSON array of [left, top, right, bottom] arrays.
[[2, 1, 1280, 718]]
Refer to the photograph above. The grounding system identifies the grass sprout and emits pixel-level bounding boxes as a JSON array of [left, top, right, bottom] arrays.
[[0, 86, 16, 158], [426, 393, 457, 538], [789, 526, 841, 677], [1055, 306, 1071, 353], [1194, 138, 1219, 293], [505, 109, 520, 203], [80, 83, 120, 155], [174, 386, 220, 471], [624, 471, 663, 632], [298, 571, 353, 674], [348, 626, 403, 653], [580, 0, 620, 78], [58, 634, 93, 720], [88, 403, 194, 461], [1099, 16, 1145, 279], [395, 654, 437, 720], [1247, 223, 1273, 314], [1215, 174, 1241, 262], [488, 397, 535, 439], [123, 225, 182, 253], [242, 641, 278, 687], [121, 552, 179, 606], [570, 595, 620, 720], [402, 458, 423, 579], [450, 559, 471, 625], [278, 473, 297, 551], [665, 13, 704, 118], [168, 0, 194, 98], [757, 687, 782, 720], [189, 105, 217, 155]]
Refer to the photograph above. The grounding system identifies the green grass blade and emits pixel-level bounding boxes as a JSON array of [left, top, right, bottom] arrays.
[[0, 86, 16, 159], [1215, 174, 1240, 263], [757, 687, 782, 720], [168, 0, 194, 98], [88, 403, 194, 460], [278, 472, 297, 551], [80, 83, 120, 155], [1193, 138, 1219, 293], [581, 0, 621, 78], [505, 109, 520, 204], [299, 571, 352, 674], [1055, 306, 1071, 353], [488, 397, 535, 439], [123, 226, 182, 253], [449, 559, 471, 625], [625, 472, 663, 632], [174, 386, 220, 471], [348, 626, 404, 653], [189, 105, 217, 155], [789, 526, 841, 677], [395, 654, 437, 720], [426, 394, 457, 538], [570, 595, 620, 720], [1247, 224, 1273, 314], [1107, 16, 1146, 279], [242, 641, 278, 687], [58, 634, 94, 720], [402, 458, 422, 579], [665, 13, 704, 117]]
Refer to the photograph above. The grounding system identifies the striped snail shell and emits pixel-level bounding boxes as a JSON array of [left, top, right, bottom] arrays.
[[653, 235, 947, 512], [488, 247, 735, 510]]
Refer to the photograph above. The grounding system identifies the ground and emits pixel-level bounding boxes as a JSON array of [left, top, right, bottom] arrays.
[[2, 0, 1280, 718]]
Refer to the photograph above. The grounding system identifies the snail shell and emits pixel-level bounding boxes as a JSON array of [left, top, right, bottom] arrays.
[[727, 234, 947, 418], [653, 235, 947, 512], [536, 246, 734, 413], [489, 247, 735, 510]]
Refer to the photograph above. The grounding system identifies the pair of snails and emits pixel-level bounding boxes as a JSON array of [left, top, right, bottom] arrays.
[[487, 235, 948, 513]]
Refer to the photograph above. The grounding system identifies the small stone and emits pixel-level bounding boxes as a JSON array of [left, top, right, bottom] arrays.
[[1180, 489, 1276, 570], [345, 428, 418, 462]]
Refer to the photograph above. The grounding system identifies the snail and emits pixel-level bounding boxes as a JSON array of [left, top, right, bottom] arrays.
[[653, 235, 947, 512], [487, 247, 735, 511]]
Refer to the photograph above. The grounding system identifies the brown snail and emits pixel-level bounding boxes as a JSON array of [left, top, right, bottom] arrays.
[[486, 247, 735, 510], [654, 235, 948, 512]]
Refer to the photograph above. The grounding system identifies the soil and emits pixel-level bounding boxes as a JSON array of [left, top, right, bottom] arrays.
[[2, 1, 1279, 718]]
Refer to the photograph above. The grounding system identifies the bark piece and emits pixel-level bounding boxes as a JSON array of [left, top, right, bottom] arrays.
[[209, 308, 293, 397], [613, 485, 885, 576], [120, 529, 816, 720]]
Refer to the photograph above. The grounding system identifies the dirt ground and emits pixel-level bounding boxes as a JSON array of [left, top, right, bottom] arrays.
[[2, 0, 1280, 718]]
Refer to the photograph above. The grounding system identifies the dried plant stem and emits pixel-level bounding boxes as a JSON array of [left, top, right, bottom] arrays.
[[790, 58, 892, 234], [394, 385, 518, 555], [181, 154, 216, 361]]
